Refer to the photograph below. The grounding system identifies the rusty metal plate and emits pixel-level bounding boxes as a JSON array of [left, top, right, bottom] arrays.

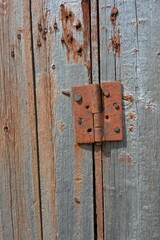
[[101, 81, 123, 141], [72, 84, 101, 143]]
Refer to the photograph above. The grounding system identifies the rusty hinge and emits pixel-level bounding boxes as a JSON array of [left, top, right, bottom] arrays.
[[72, 81, 123, 143]]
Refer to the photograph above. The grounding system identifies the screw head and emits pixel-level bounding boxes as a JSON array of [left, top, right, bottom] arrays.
[[114, 126, 120, 133], [104, 91, 110, 97], [113, 103, 119, 109], [74, 94, 82, 102], [78, 118, 82, 124]]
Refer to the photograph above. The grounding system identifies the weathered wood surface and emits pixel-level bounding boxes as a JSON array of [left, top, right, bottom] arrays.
[[91, 1, 104, 239], [99, 0, 160, 239], [31, 0, 94, 239], [0, 0, 42, 239]]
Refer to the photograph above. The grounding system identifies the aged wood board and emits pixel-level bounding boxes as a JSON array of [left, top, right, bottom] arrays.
[[99, 0, 160, 239], [1, 0, 160, 239], [31, 0, 94, 239], [0, 0, 42, 239]]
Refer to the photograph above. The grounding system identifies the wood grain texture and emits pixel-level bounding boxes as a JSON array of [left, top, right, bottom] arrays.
[[31, 0, 94, 239], [0, 0, 42, 239], [90, 1, 104, 239], [99, 0, 160, 239]]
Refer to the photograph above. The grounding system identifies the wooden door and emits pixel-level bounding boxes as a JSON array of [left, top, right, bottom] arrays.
[[1, 0, 160, 240]]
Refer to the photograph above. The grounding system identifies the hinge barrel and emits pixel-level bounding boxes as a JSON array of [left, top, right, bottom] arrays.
[[94, 113, 103, 142]]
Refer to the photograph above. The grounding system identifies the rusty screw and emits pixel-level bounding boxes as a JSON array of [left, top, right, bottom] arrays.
[[78, 118, 82, 124], [74, 94, 82, 102], [113, 103, 119, 109], [114, 126, 120, 133]]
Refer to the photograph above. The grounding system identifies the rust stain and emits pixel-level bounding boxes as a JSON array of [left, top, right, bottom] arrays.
[[119, 154, 132, 163], [146, 103, 154, 109], [38, 22, 43, 32], [61, 4, 83, 62], [60, 2, 91, 81], [128, 126, 133, 131], [126, 112, 135, 121], [107, 7, 121, 56], [128, 124, 134, 131], [107, 29, 121, 55], [75, 20, 82, 31], [57, 122, 65, 132], [17, 33, 21, 40], [110, 33, 121, 55], [123, 94, 134, 102], [110, 7, 118, 24], [37, 39, 42, 47], [54, 22, 58, 30]]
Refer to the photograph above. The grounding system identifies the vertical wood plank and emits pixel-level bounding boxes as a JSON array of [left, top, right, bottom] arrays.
[[99, 0, 160, 239], [0, 0, 42, 239], [31, 0, 94, 239], [90, 1, 104, 239]]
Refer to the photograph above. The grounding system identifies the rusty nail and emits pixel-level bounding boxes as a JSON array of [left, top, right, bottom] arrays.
[[52, 64, 56, 70], [54, 22, 58, 30], [11, 51, 15, 58], [114, 126, 120, 133], [44, 28, 48, 33], [78, 118, 82, 124], [62, 90, 70, 96], [17, 34, 21, 40], [113, 103, 119, 109], [74, 94, 82, 102]]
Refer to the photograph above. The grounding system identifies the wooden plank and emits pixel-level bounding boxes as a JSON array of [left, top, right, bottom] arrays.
[[99, 0, 160, 239], [0, 0, 42, 239], [31, 0, 94, 239], [90, 1, 104, 239]]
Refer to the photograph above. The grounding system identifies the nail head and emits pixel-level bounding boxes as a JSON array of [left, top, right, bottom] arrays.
[[114, 126, 120, 133], [74, 94, 82, 102]]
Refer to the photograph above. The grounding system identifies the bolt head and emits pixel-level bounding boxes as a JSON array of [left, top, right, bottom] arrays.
[[74, 94, 82, 102], [114, 126, 120, 133], [78, 118, 82, 124], [104, 91, 110, 97], [113, 103, 119, 109]]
